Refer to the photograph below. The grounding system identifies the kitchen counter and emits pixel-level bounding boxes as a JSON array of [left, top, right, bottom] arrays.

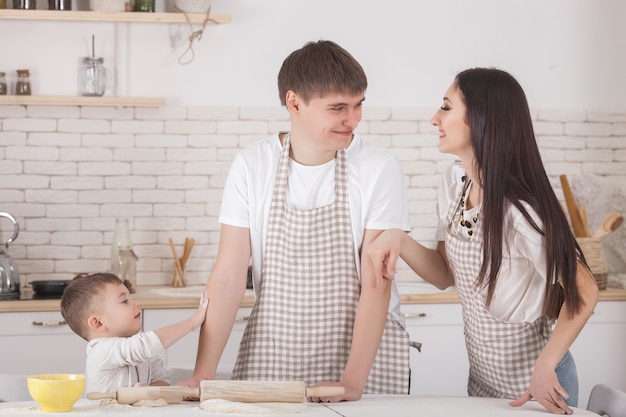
[[1, 282, 625, 313], [0, 395, 598, 416]]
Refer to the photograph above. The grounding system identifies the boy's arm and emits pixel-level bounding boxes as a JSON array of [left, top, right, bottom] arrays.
[[153, 292, 209, 349]]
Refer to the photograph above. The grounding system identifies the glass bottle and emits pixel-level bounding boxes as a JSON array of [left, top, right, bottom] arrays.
[[110, 218, 138, 293], [0, 72, 7, 96], [15, 69, 31, 96]]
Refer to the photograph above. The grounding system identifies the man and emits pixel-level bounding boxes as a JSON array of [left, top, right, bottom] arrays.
[[187, 40, 411, 401]]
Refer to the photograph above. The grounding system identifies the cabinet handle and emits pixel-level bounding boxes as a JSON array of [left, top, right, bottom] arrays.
[[403, 312, 427, 319], [32, 320, 67, 327]]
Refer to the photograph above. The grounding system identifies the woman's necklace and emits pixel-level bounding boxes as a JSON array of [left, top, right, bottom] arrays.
[[459, 175, 480, 239]]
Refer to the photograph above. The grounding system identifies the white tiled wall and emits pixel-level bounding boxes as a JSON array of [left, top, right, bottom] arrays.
[[1, 106, 625, 287]]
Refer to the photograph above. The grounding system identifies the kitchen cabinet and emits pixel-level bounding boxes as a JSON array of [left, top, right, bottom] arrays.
[[141, 307, 252, 380], [403, 302, 468, 396], [0, 311, 86, 375], [0, 9, 231, 108], [406, 300, 626, 408], [570, 300, 626, 408]]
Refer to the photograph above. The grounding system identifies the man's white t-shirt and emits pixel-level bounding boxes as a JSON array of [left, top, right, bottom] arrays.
[[218, 133, 411, 324]]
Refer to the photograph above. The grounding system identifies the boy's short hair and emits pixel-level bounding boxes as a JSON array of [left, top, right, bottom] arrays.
[[277, 40, 368, 106], [60, 273, 123, 341]]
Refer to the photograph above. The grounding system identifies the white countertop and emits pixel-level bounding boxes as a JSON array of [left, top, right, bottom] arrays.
[[0, 395, 597, 416]]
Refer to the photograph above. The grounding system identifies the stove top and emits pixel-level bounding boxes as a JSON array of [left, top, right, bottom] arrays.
[[0, 289, 62, 301]]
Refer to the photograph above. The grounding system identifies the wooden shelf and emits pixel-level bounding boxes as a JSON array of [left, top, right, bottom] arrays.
[[0, 9, 231, 24], [0, 95, 165, 107]]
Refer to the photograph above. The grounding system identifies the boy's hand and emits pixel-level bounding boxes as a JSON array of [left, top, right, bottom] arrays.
[[190, 292, 209, 330]]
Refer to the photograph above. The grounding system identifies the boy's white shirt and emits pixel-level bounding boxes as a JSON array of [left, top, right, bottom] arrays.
[[85, 330, 169, 393]]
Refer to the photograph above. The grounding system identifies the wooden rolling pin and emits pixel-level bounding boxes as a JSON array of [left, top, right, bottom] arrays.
[[88, 381, 345, 404]]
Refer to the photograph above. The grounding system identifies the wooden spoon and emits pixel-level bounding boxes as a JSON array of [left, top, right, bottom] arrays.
[[593, 211, 624, 238]]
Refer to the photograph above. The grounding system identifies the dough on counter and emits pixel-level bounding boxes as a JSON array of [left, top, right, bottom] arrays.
[[199, 399, 306, 414], [132, 398, 168, 407]]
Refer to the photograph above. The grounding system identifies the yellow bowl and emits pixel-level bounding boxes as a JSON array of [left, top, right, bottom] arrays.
[[27, 374, 86, 412]]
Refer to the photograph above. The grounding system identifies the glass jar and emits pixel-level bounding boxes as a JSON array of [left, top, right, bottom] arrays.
[[15, 69, 31, 96], [110, 217, 138, 293], [0, 72, 7, 96], [78, 57, 108, 97], [134, 0, 155, 12], [48, 0, 71, 10], [13, 0, 36, 9]]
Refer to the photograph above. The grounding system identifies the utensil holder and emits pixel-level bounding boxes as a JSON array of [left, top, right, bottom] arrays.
[[576, 237, 608, 290]]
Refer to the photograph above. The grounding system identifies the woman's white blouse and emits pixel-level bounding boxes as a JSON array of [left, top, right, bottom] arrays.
[[436, 162, 551, 323]]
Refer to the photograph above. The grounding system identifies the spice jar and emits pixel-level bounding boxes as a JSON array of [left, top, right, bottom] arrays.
[[15, 69, 31, 96], [0, 72, 7, 96]]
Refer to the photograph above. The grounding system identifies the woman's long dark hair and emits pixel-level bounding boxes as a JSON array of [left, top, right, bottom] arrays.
[[456, 67, 586, 320]]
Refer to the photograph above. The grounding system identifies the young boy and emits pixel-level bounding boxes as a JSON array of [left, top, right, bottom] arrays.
[[60, 273, 208, 393]]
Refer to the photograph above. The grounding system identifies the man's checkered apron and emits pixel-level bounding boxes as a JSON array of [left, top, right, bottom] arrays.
[[445, 178, 552, 399], [232, 135, 410, 394]]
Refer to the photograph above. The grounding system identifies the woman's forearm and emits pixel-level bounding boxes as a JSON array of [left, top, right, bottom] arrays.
[[537, 262, 599, 369]]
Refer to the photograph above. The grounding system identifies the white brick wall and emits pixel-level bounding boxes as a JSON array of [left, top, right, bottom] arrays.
[[1, 106, 624, 287]]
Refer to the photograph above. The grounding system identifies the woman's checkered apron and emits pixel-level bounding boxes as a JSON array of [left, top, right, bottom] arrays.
[[232, 135, 410, 394], [445, 179, 552, 399]]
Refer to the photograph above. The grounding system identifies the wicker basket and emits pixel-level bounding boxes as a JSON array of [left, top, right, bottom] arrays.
[[577, 237, 608, 290], [175, 0, 210, 13], [89, 0, 126, 11]]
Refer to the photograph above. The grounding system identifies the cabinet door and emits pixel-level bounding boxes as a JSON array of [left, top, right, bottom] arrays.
[[142, 308, 251, 381], [402, 303, 468, 396], [0, 311, 86, 375], [569, 300, 626, 408]]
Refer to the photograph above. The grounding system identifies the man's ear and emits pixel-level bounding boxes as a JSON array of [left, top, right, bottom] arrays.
[[286, 90, 300, 112]]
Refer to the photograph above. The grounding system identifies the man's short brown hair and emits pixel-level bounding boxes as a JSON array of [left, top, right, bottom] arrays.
[[277, 40, 367, 106]]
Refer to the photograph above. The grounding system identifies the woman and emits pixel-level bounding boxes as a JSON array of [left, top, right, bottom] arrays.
[[369, 68, 598, 414]]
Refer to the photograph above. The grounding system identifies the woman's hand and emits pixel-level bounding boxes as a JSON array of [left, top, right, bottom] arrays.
[[509, 361, 572, 415], [367, 229, 406, 287]]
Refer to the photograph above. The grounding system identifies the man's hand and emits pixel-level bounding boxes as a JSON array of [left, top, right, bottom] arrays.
[[306, 380, 362, 403]]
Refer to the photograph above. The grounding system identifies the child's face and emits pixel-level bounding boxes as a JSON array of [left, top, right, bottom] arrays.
[[94, 282, 141, 338]]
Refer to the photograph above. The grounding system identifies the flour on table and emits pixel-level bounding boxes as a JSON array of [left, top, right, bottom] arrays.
[[199, 399, 306, 414]]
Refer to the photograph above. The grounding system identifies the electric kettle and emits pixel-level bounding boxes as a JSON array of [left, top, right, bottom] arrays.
[[0, 212, 21, 300]]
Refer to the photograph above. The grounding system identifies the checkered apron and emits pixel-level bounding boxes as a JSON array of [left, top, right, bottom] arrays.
[[232, 136, 410, 394], [445, 182, 552, 399]]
